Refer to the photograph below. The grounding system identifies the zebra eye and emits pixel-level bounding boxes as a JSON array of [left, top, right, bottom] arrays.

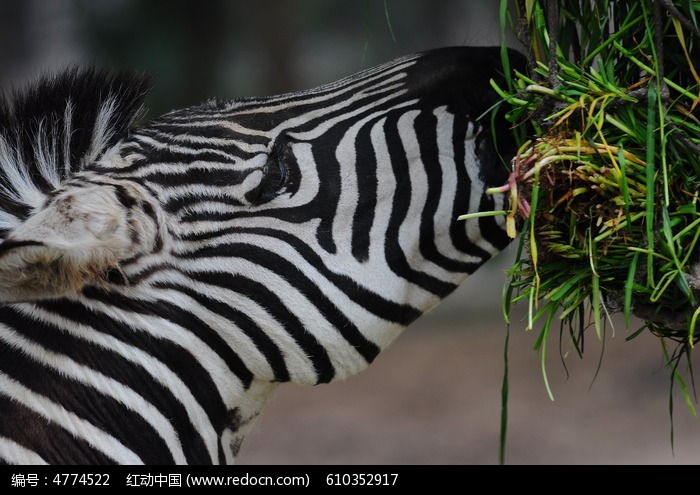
[[248, 151, 289, 205], [263, 155, 288, 191]]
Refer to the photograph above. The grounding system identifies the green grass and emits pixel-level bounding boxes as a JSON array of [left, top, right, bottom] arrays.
[[466, 0, 700, 461]]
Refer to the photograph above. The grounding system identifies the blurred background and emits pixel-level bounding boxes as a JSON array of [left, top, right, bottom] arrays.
[[1, 0, 699, 464]]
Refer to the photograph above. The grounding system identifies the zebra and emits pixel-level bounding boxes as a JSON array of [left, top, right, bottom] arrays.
[[0, 46, 524, 464]]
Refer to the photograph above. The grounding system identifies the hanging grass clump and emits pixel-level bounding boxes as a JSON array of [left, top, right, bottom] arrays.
[[471, 0, 700, 400]]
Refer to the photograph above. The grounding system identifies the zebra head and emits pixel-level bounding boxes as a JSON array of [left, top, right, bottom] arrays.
[[0, 47, 524, 464]]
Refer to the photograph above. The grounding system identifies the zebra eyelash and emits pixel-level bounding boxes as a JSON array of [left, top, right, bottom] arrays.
[[260, 156, 287, 198], [247, 137, 295, 205]]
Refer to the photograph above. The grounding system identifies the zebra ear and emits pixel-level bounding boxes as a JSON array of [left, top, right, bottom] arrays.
[[0, 186, 136, 303]]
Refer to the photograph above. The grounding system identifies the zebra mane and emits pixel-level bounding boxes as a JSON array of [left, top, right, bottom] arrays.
[[0, 68, 151, 229]]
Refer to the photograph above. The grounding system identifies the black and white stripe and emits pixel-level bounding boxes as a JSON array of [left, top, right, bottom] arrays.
[[0, 47, 524, 464]]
